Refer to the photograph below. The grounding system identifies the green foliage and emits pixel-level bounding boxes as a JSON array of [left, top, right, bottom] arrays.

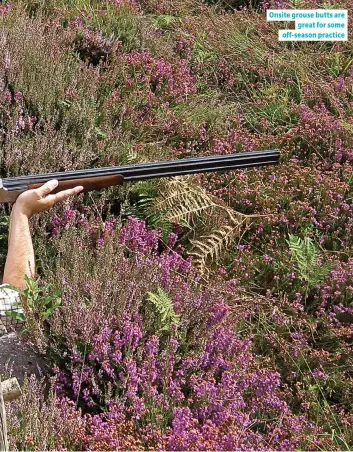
[[244, 90, 296, 132], [82, 3, 141, 51], [6, 275, 61, 325], [172, 96, 234, 136], [192, 32, 216, 65], [122, 180, 174, 240], [144, 288, 181, 336], [124, 192, 154, 220], [154, 14, 180, 29], [288, 234, 333, 290]]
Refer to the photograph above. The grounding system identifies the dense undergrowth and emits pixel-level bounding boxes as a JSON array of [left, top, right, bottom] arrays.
[[1, 0, 353, 449]]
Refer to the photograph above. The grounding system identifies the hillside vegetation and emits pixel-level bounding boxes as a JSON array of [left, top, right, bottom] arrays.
[[1, 0, 353, 449]]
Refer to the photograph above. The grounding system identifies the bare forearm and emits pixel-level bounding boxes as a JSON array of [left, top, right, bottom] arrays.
[[2, 180, 83, 289], [3, 205, 35, 289]]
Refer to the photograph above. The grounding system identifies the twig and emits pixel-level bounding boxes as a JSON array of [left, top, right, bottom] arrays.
[[0, 376, 9, 452]]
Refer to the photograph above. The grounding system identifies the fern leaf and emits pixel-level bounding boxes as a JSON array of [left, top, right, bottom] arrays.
[[288, 234, 331, 289], [125, 174, 253, 273], [153, 177, 217, 224], [146, 288, 180, 335], [190, 223, 244, 273]]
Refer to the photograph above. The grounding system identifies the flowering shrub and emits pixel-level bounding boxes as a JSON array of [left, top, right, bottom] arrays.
[[8, 217, 327, 450], [2, 0, 353, 449], [7, 376, 86, 451]]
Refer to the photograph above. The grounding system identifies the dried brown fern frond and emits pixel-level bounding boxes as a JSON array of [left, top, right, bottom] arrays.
[[153, 176, 219, 224], [150, 176, 253, 274], [190, 215, 251, 274]]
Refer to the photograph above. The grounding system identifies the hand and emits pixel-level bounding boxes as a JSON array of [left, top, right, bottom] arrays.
[[13, 179, 84, 218]]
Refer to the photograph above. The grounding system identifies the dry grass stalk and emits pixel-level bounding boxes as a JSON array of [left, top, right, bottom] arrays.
[[0, 376, 9, 452]]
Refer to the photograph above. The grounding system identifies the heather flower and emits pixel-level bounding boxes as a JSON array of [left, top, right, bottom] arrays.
[[0, 4, 11, 15], [13, 216, 324, 450], [4, 1, 353, 449], [120, 216, 160, 253]]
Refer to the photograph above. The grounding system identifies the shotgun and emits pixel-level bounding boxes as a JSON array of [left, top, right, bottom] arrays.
[[0, 149, 280, 203]]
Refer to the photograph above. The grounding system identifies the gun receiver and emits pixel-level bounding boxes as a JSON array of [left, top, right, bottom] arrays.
[[0, 150, 280, 203]]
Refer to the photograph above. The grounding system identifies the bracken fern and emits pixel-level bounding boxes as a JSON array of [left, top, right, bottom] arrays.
[[144, 287, 181, 336], [153, 176, 218, 224], [149, 176, 251, 272], [288, 234, 333, 291], [190, 220, 248, 273]]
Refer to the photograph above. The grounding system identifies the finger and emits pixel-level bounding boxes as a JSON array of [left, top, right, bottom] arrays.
[[44, 186, 84, 206], [36, 180, 59, 198]]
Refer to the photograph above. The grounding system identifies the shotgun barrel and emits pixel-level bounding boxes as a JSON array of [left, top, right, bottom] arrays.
[[3, 150, 280, 188], [0, 149, 280, 202]]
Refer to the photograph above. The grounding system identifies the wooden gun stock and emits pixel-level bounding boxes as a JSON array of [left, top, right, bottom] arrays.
[[28, 174, 124, 193], [0, 175, 124, 203]]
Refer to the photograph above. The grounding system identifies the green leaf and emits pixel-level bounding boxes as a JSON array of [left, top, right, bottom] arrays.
[[58, 99, 72, 108], [154, 14, 179, 28], [5, 311, 25, 321], [145, 288, 181, 336], [95, 127, 107, 139], [6, 276, 62, 321], [287, 234, 332, 289]]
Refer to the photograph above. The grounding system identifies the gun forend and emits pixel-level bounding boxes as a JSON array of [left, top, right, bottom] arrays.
[[0, 175, 125, 203], [28, 174, 125, 193]]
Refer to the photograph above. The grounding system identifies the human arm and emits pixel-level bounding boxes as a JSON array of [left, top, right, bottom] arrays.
[[2, 179, 83, 289]]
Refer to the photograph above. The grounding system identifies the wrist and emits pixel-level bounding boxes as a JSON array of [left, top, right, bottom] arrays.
[[11, 203, 31, 220]]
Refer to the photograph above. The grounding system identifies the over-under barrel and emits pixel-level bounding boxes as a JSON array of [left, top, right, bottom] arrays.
[[0, 150, 280, 202], [2, 150, 280, 190]]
